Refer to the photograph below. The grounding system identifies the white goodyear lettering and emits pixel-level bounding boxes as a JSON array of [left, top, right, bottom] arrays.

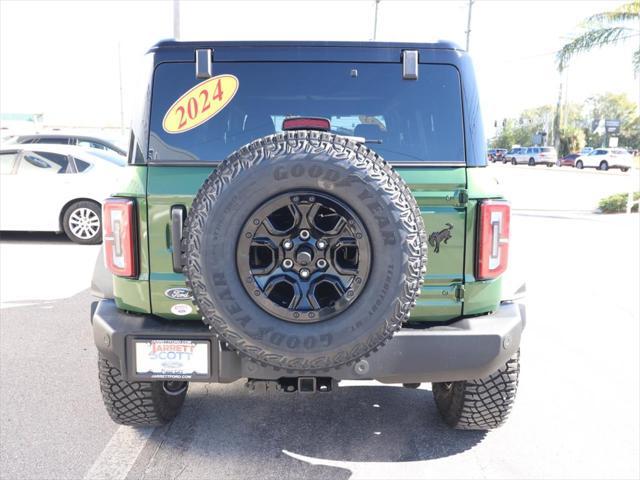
[[162, 75, 239, 134]]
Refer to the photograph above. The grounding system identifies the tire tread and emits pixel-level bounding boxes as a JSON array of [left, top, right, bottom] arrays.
[[98, 354, 186, 426], [433, 350, 520, 430], [182, 131, 428, 372]]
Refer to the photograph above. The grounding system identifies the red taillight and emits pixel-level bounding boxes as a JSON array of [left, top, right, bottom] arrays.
[[476, 200, 510, 280], [282, 117, 331, 131], [103, 198, 137, 278]]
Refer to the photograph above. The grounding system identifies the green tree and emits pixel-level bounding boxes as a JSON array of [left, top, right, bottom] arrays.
[[489, 95, 640, 152], [583, 93, 640, 149], [558, 127, 586, 156], [557, 1, 640, 72], [553, 1, 639, 152]]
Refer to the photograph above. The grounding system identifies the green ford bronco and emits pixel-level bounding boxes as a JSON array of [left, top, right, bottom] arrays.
[[91, 40, 525, 430]]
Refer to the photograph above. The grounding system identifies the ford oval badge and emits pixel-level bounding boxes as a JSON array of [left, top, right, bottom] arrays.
[[164, 288, 193, 301]]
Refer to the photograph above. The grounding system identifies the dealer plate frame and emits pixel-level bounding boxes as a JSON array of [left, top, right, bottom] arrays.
[[128, 337, 212, 382]]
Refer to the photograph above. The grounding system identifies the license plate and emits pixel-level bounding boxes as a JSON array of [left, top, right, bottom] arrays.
[[134, 339, 209, 379]]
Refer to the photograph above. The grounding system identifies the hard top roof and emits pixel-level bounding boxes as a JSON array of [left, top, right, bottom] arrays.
[[151, 39, 462, 51]]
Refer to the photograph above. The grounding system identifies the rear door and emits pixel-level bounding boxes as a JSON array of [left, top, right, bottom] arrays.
[[145, 58, 467, 322], [0, 151, 19, 229], [3, 150, 72, 231]]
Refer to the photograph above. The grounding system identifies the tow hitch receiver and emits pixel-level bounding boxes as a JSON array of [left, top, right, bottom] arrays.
[[245, 377, 335, 393]]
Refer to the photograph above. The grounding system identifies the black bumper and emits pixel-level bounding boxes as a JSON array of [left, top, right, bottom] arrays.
[[92, 299, 525, 384]]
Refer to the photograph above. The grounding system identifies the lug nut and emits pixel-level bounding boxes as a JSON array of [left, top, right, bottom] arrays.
[[282, 259, 293, 269], [317, 259, 327, 269], [316, 240, 327, 250], [300, 268, 310, 279], [299, 230, 310, 240], [283, 240, 293, 250]]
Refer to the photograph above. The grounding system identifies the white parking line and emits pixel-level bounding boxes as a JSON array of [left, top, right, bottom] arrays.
[[83, 426, 154, 480]]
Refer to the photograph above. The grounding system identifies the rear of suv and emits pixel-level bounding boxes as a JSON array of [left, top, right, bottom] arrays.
[[575, 148, 632, 171], [91, 41, 525, 431]]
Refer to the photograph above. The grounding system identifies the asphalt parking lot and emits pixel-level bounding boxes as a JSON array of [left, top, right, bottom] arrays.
[[1, 165, 639, 480]]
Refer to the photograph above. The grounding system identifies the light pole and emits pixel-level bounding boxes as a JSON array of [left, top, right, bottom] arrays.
[[373, 0, 380, 40], [173, 0, 181, 39], [465, 0, 474, 51], [117, 42, 124, 136]]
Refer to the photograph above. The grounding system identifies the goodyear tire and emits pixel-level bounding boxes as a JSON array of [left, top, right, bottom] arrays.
[[183, 131, 427, 372]]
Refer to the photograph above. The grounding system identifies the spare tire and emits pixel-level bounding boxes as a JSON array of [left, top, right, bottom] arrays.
[[183, 130, 427, 372]]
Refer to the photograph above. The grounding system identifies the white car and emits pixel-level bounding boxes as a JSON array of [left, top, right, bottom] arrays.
[[509, 146, 557, 166], [574, 148, 632, 172], [0, 144, 124, 244], [506, 147, 527, 164]]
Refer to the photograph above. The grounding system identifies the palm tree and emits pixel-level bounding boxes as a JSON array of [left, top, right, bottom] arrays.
[[557, 0, 640, 72]]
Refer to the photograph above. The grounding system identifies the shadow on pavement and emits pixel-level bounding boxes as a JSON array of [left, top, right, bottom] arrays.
[[0, 231, 72, 244], [138, 384, 486, 479]]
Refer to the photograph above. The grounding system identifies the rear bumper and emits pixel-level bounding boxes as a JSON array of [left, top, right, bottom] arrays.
[[92, 298, 525, 384]]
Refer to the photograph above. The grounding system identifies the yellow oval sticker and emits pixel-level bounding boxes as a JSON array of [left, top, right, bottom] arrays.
[[162, 74, 239, 134]]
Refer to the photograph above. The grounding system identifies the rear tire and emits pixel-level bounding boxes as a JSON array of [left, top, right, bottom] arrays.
[[599, 161, 608, 171], [62, 200, 102, 244], [528, 158, 535, 166], [98, 354, 188, 426], [621, 167, 630, 172], [576, 160, 584, 169], [432, 350, 520, 430]]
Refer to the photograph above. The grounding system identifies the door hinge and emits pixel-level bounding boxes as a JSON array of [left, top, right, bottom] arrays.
[[195, 48, 213, 79], [455, 284, 465, 302], [456, 189, 469, 206]]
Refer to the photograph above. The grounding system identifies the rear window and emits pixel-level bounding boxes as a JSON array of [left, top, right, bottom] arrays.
[[148, 62, 464, 164], [73, 158, 91, 172], [18, 151, 70, 174]]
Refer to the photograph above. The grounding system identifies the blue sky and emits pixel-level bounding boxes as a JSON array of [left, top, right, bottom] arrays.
[[1, 0, 638, 134]]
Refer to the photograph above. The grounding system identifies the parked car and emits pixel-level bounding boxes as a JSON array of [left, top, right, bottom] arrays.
[[90, 40, 525, 431], [510, 146, 557, 166], [487, 148, 507, 162], [506, 147, 527, 164], [557, 153, 580, 167], [575, 148, 632, 172], [6, 133, 127, 157], [0, 144, 123, 244]]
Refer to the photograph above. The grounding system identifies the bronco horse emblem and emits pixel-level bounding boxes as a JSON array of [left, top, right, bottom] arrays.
[[428, 223, 453, 253]]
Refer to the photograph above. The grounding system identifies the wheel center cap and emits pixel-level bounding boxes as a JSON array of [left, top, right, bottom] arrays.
[[296, 247, 313, 266]]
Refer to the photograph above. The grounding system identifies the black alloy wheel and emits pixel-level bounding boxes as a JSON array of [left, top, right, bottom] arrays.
[[237, 191, 371, 324]]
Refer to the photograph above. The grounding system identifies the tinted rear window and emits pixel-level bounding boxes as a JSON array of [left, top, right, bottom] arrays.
[[148, 62, 464, 164], [73, 158, 91, 172]]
